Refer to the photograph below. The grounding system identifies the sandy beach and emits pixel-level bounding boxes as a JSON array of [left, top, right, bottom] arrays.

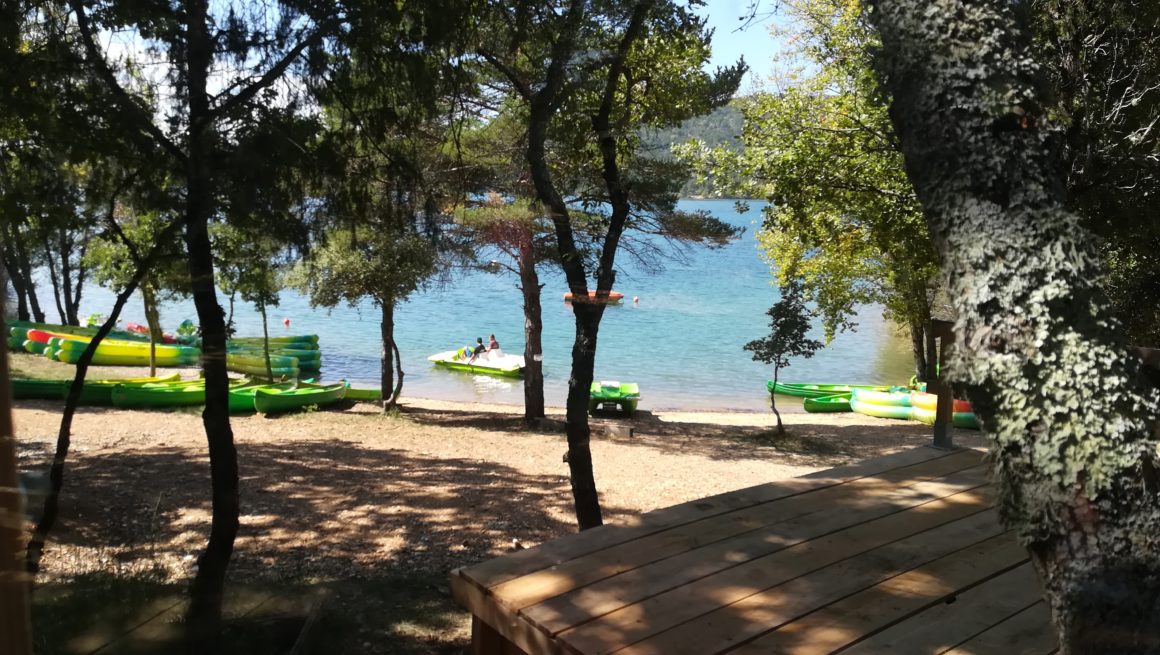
[[9, 353, 984, 653]]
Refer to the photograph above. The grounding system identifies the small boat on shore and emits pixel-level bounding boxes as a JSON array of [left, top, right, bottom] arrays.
[[12, 374, 183, 403], [346, 387, 383, 402], [254, 381, 347, 414], [428, 350, 525, 378], [803, 394, 852, 413], [769, 382, 892, 399], [563, 290, 625, 303], [588, 381, 640, 417], [229, 381, 298, 413], [111, 379, 208, 408]]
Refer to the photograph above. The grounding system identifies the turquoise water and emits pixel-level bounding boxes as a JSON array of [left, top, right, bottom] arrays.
[[38, 199, 914, 411]]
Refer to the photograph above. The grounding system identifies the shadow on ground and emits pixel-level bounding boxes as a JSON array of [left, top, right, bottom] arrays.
[[29, 439, 605, 655]]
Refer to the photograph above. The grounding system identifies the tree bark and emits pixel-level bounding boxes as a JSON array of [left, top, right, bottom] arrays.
[[868, 1, 1160, 652], [183, 2, 239, 650], [770, 364, 784, 436], [1, 251, 30, 322], [0, 268, 33, 655], [43, 242, 67, 325], [565, 302, 605, 530], [909, 321, 927, 383], [142, 282, 163, 377], [260, 300, 273, 381], [11, 237, 44, 324], [518, 237, 545, 423], [380, 301, 397, 409], [25, 270, 151, 574]]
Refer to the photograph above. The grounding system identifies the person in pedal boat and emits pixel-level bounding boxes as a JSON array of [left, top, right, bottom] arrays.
[[468, 337, 487, 362]]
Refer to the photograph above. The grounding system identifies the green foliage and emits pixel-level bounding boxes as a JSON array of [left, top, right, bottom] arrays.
[[1031, 0, 1160, 347], [744, 279, 824, 371], [290, 232, 435, 310], [677, 0, 939, 342]]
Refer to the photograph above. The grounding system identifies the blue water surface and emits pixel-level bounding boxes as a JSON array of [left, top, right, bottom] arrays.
[[49, 199, 913, 411]]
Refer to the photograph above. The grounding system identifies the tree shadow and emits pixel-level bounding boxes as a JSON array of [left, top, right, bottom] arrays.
[[29, 439, 613, 654]]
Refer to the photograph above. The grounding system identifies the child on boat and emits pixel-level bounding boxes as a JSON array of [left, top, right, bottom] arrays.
[[468, 337, 487, 362]]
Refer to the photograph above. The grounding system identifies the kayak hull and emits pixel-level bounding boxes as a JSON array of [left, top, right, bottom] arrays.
[[564, 290, 625, 303], [803, 394, 852, 413], [254, 382, 347, 414], [346, 387, 383, 402], [769, 382, 892, 399]]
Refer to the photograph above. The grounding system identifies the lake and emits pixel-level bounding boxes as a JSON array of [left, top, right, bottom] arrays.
[[36, 199, 914, 411]]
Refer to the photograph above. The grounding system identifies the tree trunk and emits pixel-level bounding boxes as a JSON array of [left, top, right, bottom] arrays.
[[142, 283, 162, 377], [909, 321, 927, 383], [565, 302, 605, 530], [183, 3, 238, 649], [518, 238, 545, 423], [770, 365, 784, 435], [260, 300, 273, 381], [380, 301, 396, 410], [25, 271, 151, 574], [13, 242, 44, 324], [1, 252, 30, 322], [0, 269, 33, 655], [69, 239, 87, 327], [43, 243, 67, 325], [868, 1, 1160, 651]]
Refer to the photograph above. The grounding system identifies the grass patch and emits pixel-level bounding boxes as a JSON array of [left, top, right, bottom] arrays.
[[32, 573, 342, 655], [310, 573, 469, 655], [32, 572, 181, 655]]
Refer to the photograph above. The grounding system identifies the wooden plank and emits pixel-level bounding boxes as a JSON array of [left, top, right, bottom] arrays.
[[941, 601, 1056, 655], [555, 485, 994, 655], [494, 451, 987, 610], [840, 562, 1042, 653], [728, 531, 1029, 655], [462, 448, 973, 589], [614, 513, 1008, 655], [450, 570, 567, 655], [472, 616, 523, 655], [524, 465, 991, 635]]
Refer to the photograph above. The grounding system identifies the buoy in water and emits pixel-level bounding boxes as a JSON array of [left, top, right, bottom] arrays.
[[633, 296, 639, 304], [282, 318, 290, 327]]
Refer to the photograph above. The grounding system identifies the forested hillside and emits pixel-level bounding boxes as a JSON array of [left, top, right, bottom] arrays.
[[642, 103, 743, 197]]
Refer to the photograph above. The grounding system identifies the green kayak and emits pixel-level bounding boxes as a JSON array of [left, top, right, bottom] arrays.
[[346, 387, 383, 402], [12, 374, 184, 403], [254, 381, 347, 414], [112, 382, 207, 408], [802, 394, 852, 413], [769, 382, 893, 399], [12, 379, 67, 400], [588, 382, 641, 417], [229, 381, 297, 413]]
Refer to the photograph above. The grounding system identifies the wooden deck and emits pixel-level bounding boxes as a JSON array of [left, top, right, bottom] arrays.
[[450, 446, 1057, 654]]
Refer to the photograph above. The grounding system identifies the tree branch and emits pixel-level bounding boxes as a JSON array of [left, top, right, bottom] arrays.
[[67, 0, 187, 164]]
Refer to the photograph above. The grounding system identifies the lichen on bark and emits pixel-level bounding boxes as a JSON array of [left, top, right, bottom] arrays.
[[866, 0, 1160, 651]]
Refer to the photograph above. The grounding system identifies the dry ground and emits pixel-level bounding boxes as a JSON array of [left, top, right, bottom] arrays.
[[9, 353, 984, 653]]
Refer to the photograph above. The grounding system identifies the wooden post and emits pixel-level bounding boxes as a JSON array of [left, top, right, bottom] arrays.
[[0, 272, 34, 655], [931, 320, 956, 450]]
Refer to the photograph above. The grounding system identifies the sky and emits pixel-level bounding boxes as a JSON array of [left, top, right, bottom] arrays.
[[694, 0, 783, 90]]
